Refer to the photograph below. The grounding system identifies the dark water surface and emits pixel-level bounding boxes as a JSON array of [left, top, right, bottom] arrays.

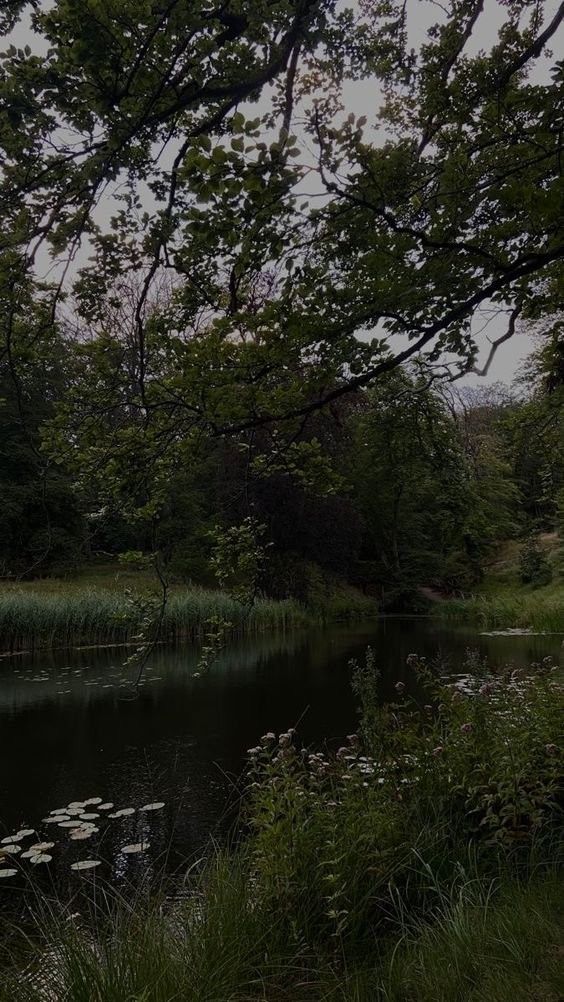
[[0, 618, 561, 894]]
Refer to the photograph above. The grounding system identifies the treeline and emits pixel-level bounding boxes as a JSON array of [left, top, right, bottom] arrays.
[[1, 327, 563, 609]]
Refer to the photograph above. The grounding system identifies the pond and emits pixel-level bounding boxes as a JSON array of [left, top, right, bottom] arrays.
[[0, 618, 561, 894]]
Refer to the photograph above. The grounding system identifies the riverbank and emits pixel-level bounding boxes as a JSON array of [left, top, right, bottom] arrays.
[[436, 536, 564, 632], [439, 582, 564, 632], [0, 653, 561, 1001], [0, 567, 377, 651]]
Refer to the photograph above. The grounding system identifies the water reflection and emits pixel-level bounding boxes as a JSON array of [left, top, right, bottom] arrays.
[[0, 618, 560, 894]]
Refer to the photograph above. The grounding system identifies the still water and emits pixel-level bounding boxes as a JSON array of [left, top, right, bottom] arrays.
[[0, 618, 561, 891]]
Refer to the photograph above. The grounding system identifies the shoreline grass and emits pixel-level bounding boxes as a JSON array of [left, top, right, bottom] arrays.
[[0, 580, 377, 652], [438, 582, 564, 632]]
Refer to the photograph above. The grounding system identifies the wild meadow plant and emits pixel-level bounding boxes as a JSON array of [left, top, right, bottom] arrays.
[[0, 651, 561, 1001]]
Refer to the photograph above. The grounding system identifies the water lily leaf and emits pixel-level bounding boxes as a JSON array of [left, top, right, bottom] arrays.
[[67, 802, 86, 810], [98, 804, 114, 811], [30, 854, 52, 865], [79, 813, 99, 820], [70, 831, 93, 841], [42, 817, 62, 824], [66, 808, 85, 817], [50, 808, 70, 816], [139, 803, 165, 812], [108, 808, 135, 818], [0, 845, 21, 855], [58, 820, 83, 829], [1, 835, 22, 845], [83, 798, 103, 806], [71, 860, 101, 871], [29, 842, 54, 852], [121, 843, 150, 854], [0, 869, 18, 879], [16, 830, 35, 839]]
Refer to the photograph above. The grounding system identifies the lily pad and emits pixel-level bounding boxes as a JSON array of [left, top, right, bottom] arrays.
[[1, 835, 22, 845], [139, 803, 165, 812], [0, 869, 18, 879], [83, 798, 103, 806], [98, 803, 114, 811], [42, 817, 63, 825], [67, 801, 85, 810], [16, 830, 35, 839], [70, 831, 93, 841], [58, 820, 83, 829], [50, 808, 70, 816], [121, 843, 150, 854], [108, 808, 135, 818], [79, 813, 99, 820], [29, 842, 54, 852], [71, 860, 101, 872], [0, 845, 21, 855], [30, 853, 52, 865]]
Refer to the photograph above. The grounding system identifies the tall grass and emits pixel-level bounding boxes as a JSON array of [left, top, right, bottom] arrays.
[[0, 586, 311, 651], [0, 583, 377, 651], [0, 858, 561, 1001], [439, 586, 564, 632]]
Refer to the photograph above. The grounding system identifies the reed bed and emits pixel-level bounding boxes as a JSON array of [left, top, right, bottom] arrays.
[[0, 587, 310, 652], [0, 584, 377, 652], [439, 587, 564, 633]]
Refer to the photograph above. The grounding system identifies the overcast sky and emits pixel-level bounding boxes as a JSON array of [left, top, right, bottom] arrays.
[[6, 0, 562, 387]]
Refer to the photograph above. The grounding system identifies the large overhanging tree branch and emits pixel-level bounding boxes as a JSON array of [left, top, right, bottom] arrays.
[[2, 0, 563, 513]]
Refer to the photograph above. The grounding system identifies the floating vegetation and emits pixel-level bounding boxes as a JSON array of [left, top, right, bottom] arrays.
[[0, 869, 17, 879], [0, 845, 21, 855], [58, 820, 83, 829], [108, 808, 135, 818], [139, 803, 165, 812], [1, 835, 22, 845], [98, 803, 113, 811], [80, 812, 99, 820], [51, 808, 70, 816], [121, 843, 150, 854], [70, 831, 93, 841], [30, 853, 52, 865], [68, 801, 85, 810], [83, 798, 102, 806], [42, 817, 62, 825], [71, 860, 101, 871], [29, 842, 54, 852], [16, 829, 35, 838]]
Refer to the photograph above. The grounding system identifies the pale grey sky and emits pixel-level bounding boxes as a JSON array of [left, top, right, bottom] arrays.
[[5, 0, 562, 387]]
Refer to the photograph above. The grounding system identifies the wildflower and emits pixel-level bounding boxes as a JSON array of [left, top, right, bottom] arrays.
[[278, 732, 292, 747], [460, 722, 473, 735], [406, 654, 419, 668], [260, 732, 276, 744], [545, 743, 558, 756], [479, 682, 493, 697], [395, 681, 406, 694], [432, 745, 443, 756], [347, 733, 360, 746]]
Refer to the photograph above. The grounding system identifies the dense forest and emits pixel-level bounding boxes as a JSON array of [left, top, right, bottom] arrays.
[[1, 315, 563, 608]]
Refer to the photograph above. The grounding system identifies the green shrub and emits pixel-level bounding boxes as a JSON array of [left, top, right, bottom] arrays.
[[244, 651, 562, 948], [519, 534, 553, 587]]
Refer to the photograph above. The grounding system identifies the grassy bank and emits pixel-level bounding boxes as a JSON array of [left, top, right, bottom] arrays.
[[0, 565, 377, 651], [0, 651, 561, 1000], [440, 583, 564, 632], [438, 536, 564, 631]]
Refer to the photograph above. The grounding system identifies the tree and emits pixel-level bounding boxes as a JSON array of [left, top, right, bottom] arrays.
[[1, 0, 563, 534]]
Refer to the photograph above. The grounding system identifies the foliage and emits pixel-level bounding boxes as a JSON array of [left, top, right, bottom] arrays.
[[519, 533, 553, 588], [1, 0, 563, 522], [245, 651, 562, 946]]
